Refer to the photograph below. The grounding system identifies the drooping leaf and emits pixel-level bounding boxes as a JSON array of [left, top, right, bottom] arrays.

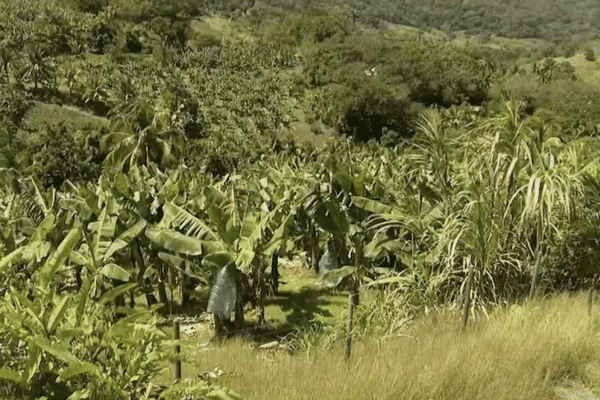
[[29, 336, 80, 364], [88, 207, 116, 261], [29, 212, 55, 243], [161, 203, 218, 241], [320, 265, 357, 288], [363, 275, 414, 288], [146, 228, 204, 255], [113, 173, 129, 195], [351, 196, 397, 215], [104, 219, 147, 261], [60, 362, 101, 380], [203, 251, 234, 270], [235, 247, 255, 269], [76, 275, 93, 326], [21, 241, 51, 263], [22, 345, 41, 384], [46, 295, 71, 334], [263, 213, 294, 255], [100, 263, 131, 281], [0, 248, 25, 274], [0, 368, 22, 383], [158, 252, 184, 268], [99, 282, 137, 306], [38, 227, 81, 289]]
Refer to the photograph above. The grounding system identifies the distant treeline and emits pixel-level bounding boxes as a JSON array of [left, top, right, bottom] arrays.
[[255, 0, 599, 44], [72, 0, 600, 46]]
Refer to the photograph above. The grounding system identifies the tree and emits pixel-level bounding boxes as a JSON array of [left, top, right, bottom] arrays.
[[17, 47, 54, 90]]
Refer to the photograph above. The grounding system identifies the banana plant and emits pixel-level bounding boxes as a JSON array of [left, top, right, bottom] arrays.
[[102, 165, 185, 311], [0, 237, 175, 399]]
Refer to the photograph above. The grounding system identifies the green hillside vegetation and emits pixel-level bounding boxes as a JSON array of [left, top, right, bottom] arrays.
[[3, 0, 600, 398]]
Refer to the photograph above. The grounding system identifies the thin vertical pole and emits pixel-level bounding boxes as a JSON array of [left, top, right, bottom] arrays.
[[345, 289, 357, 360], [461, 258, 475, 333], [346, 234, 362, 360], [174, 319, 181, 383]]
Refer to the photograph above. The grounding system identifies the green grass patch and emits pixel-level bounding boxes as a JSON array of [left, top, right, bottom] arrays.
[[266, 264, 348, 328], [24, 102, 108, 131]]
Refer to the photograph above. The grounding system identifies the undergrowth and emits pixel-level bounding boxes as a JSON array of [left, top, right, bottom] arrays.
[[188, 292, 600, 400]]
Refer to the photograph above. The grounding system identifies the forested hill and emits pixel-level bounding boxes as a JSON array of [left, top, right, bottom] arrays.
[[244, 0, 600, 44], [75, 0, 600, 44], [275, 0, 598, 38]]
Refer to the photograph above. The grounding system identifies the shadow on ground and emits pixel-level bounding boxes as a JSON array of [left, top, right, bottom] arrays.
[[269, 286, 339, 327]]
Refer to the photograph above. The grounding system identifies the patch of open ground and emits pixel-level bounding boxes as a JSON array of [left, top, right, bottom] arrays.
[[555, 52, 600, 82], [24, 102, 109, 130]]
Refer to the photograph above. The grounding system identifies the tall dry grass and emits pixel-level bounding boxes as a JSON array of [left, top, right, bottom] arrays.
[[187, 293, 600, 400]]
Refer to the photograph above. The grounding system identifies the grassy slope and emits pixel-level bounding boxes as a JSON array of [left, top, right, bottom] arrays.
[[24, 102, 109, 130], [554, 52, 600, 82], [179, 293, 600, 400]]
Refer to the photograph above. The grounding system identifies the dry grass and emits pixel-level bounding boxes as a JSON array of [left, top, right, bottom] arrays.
[[554, 52, 600, 82], [178, 293, 600, 400]]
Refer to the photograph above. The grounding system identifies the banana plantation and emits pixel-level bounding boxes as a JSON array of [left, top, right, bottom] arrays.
[[3, 0, 600, 398], [3, 99, 600, 398]]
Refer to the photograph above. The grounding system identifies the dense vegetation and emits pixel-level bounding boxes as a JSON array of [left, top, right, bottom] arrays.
[[2, 0, 600, 398]]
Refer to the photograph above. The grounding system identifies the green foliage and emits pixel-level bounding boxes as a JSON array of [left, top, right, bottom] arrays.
[[278, 0, 600, 45], [185, 129, 269, 177], [499, 74, 600, 137], [89, 17, 119, 54], [159, 381, 244, 400], [296, 27, 492, 142], [21, 124, 103, 188], [0, 286, 170, 399], [276, 7, 352, 45], [17, 46, 55, 89]]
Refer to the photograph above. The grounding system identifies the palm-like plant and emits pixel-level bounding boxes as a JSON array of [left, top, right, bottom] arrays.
[[17, 46, 53, 89], [101, 124, 184, 173], [102, 77, 187, 173], [0, 46, 15, 83]]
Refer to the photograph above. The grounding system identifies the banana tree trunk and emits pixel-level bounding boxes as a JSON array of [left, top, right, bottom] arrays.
[[132, 240, 156, 308], [589, 275, 597, 317], [271, 253, 279, 296], [180, 267, 188, 308], [157, 274, 169, 313], [214, 314, 225, 336], [75, 265, 82, 291], [153, 256, 169, 313], [234, 278, 245, 330], [310, 224, 319, 273]]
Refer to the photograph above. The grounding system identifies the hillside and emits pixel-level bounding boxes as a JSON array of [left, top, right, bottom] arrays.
[[4, 0, 600, 399]]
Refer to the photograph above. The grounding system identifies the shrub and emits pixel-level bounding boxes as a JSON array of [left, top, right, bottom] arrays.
[[500, 75, 600, 137], [584, 46, 596, 61], [184, 128, 269, 177], [24, 124, 103, 188], [89, 18, 119, 54], [339, 95, 420, 144]]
